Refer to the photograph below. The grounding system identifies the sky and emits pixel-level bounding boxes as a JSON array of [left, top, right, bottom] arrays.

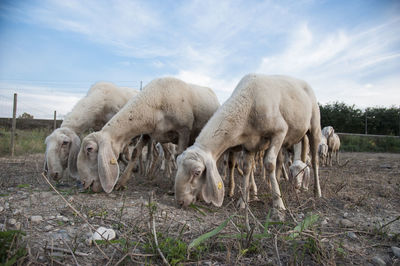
[[0, 0, 399, 119]]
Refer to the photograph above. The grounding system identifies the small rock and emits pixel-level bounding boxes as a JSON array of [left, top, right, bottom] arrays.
[[7, 218, 17, 226], [392, 246, 400, 258], [92, 227, 116, 241], [48, 215, 56, 220], [343, 212, 349, 218], [5, 202, 10, 209], [68, 196, 74, 202], [297, 212, 305, 219], [62, 217, 69, 222], [30, 215, 43, 223], [340, 219, 354, 228], [372, 256, 386, 266], [347, 232, 358, 240], [0, 206, 4, 213], [44, 225, 54, 231], [13, 209, 22, 215], [321, 218, 329, 226], [108, 194, 117, 198], [117, 202, 124, 208]]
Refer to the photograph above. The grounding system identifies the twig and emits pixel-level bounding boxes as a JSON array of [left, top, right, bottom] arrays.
[[41, 172, 110, 259], [380, 215, 400, 229], [274, 234, 282, 266], [61, 239, 79, 266], [44, 247, 89, 257], [148, 192, 170, 266]]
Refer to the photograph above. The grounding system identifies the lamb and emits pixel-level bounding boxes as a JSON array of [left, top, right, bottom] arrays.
[[76, 77, 220, 193], [44, 82, 138, 181], [327, 132, 341, 166], [318, 137, 329, 166], [174, 74, 322, 212]]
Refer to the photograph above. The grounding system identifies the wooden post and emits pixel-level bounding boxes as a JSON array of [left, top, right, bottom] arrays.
[[140, 81, 142, 91], [10, 93, 17, 157], [365, 112, 367, 135], [53, 110, 57, 130]]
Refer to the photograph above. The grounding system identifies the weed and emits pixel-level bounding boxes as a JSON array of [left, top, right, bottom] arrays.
[[0, 230, 27, 265]]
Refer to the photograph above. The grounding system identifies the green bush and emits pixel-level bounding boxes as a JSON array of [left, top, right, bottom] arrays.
[[340, 134, 400, 153]]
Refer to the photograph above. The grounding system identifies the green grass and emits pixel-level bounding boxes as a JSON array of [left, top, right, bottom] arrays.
[[340, 134, 400, 153], [0, 128, 48, 156]]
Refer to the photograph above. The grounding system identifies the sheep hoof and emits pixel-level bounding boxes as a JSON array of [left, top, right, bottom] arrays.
[[250, 195, 259, 202], [270, 208, 286, 222], [115, 183, 127, 191], [236, 198, 246, 209]]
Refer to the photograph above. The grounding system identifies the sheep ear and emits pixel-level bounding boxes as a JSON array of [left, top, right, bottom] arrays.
[[201, 153, 224, 207], [68, 133, 81, 179], [98, 140, 119, 193]]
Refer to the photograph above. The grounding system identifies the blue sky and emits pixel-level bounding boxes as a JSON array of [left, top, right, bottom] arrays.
[[0, 0, 399, 119]]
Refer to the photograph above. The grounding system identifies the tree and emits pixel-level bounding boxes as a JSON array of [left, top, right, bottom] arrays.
[[18, 112, 34, 119]]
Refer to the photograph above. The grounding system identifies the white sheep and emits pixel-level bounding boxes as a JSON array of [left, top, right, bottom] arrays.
[[174, 74, 322, 212], [44, 82, 138, 181], [77, 77, 220, 193], [318, 136, 329, 166], [327, 132, 341, 166]]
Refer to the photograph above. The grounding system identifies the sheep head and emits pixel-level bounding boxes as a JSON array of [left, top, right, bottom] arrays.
[[77, 132, 119, 193], [289, 160, 310, 191], [174, 146, 224, 208], [44, 128, 80, 181]]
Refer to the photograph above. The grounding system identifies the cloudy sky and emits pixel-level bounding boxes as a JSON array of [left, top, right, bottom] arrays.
[[0, 0, 399, 119]]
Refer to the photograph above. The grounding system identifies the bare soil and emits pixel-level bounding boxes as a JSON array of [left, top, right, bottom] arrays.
[[0, 152, 399, 265]]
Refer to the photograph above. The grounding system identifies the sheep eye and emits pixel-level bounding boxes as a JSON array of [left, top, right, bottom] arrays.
[[62, 141, 69, 146]]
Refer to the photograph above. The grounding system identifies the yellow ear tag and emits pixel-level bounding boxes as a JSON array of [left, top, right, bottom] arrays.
[[110, 158, 117, 165], [217, 181, 223, 190]]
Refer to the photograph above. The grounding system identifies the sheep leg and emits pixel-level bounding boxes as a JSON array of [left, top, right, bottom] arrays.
[[275, 149, 284, 182], [264, 134, 286, 211], [249, 164, 259, 201], [237, 151, 255, 209], [308, 130, 322, 198], [116, 136, 148, 190], [228, 151, 238, 197]]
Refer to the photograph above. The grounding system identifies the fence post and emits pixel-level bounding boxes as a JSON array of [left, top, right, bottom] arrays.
[[10, 93, 17, 157], [53, 110, 57, 130], [365, 112, 368, 135], [140, 81, 142, 91]]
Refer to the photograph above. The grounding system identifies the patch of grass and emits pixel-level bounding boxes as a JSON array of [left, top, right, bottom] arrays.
[[0, 128, 48, 156], [0, 230, 27, 265], [340, 134, 400, 153], [16, 184, 30, 189]]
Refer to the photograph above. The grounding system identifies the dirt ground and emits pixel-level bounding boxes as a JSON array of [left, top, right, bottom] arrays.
[[0, 152, 399, 265]]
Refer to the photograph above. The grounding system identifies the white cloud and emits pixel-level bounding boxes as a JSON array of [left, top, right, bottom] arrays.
[[258, 19, 400, 107]]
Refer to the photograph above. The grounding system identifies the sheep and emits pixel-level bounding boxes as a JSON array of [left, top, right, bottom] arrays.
[[289, 136, 311, 191], [327, 132, 341, 166], [44, 82, 138, 181], [174, 74, 322, 212], [76, 77, 220, 193], [318, 138, 329, 167]]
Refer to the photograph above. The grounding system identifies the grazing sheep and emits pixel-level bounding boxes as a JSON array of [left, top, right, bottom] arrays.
[[318, 137, 329, 166], [327, 132, 341, 166], [289, 136, 311, 191], [77, 77, 220, 193], [321, 126, 334, 139], [174, 74, 322, 212], [44, 82, 138, 181]]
